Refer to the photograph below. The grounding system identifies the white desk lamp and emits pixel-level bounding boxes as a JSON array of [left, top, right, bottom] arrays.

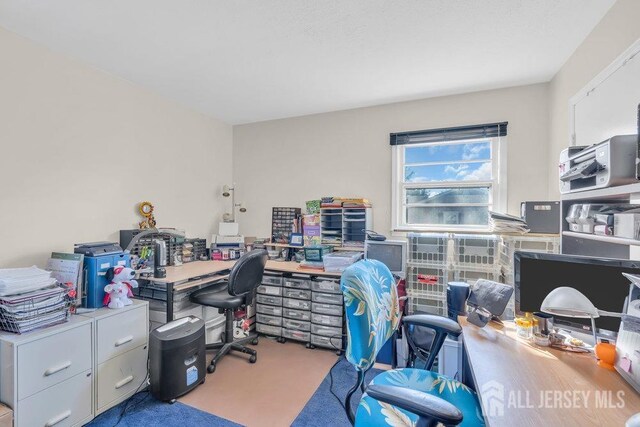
[[540, 286, 621, 345]]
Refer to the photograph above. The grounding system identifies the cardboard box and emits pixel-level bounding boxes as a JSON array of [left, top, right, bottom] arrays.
[[0, 403, 12, 427], [614, 212, 640, 239]]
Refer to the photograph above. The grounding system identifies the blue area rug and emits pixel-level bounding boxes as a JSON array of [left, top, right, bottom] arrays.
[[86, 391, 241, 427], [292, 358, 383, 427]]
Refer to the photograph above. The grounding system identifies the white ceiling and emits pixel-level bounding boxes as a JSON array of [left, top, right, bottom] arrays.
[[0, 0, 615, 124]]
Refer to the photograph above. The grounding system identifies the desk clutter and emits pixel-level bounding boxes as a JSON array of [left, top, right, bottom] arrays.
[[405, 233, 560, 319]]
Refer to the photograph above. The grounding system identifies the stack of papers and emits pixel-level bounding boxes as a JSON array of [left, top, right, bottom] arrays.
[[0, 286, 69, 333], [0, 267, 56, 296], [489, 211, 530, 234]]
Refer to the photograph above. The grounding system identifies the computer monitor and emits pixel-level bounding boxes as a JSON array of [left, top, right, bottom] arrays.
[[364, 240, 407, 277], [515, 251, 638, 338]]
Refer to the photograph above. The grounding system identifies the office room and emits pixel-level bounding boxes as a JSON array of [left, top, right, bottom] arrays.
[[1, 0, 640, 426]]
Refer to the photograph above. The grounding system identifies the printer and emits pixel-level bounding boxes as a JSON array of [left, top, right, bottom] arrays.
[[559, 135, 637, 194]]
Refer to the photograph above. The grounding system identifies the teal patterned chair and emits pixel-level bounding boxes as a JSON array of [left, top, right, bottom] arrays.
[[341, 259, 485, 427]]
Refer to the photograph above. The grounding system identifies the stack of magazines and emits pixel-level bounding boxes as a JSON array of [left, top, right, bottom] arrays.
[[0, 267, 71, 334], [489, 211, 530, 234]]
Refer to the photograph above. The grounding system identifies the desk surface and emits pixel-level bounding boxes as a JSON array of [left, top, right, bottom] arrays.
[[149, 259, 341, 284], [460, 317, 640, 427]]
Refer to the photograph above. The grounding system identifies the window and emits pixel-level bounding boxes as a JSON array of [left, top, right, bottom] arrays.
[[391, 123, 507, 231]]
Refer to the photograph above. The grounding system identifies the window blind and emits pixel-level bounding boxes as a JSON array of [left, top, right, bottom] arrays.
[[390, 122, 508, 146]]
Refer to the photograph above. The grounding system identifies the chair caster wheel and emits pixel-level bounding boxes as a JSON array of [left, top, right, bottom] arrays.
[[169, 399, 176, 404], [251, 338, 259, 345], [249, 355, 257, 363], [207, 363, 216, 373]]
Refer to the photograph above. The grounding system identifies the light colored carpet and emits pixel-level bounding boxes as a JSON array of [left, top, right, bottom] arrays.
[[179, 337, 339, 427]]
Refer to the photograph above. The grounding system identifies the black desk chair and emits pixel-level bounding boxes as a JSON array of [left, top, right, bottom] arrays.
[[190, 250, 268, 373]]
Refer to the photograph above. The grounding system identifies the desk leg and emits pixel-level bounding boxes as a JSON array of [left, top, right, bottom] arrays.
[[166, 282, 174, 323]]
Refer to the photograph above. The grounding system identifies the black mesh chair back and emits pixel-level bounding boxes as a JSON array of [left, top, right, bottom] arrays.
[[228, 249, 268, 296]]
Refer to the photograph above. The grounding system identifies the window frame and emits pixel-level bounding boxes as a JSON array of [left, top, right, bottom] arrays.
[[391, 136, 507, 232]]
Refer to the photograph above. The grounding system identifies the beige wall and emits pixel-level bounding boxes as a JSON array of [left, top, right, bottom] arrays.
[[0, 27, 233, 268], [548, 0, 640, 198], [233, 83, 550, 237]]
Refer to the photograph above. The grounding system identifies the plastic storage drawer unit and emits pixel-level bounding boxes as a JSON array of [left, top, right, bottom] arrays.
[[311, 279, 341, 294], [311, 292, 342, 305], [284, 289, 312, 300], [257, 285, 283, 296], [311, 334, 342, 350], [311, 323, 342, 338], [283, 298, 311, 311], [312, 303, 342, 317], [283, 319, 311, 332], [262, 274, 284, 287], [256, 324, 282, 337], [256, 314, 282, 326], [283, 277, 311, 290], [283, 308, 311, 321], [311, 313, 342, 328], [283, 329, 310, 342], [256, 294, 282, 306], [256, 305, 283, 317]]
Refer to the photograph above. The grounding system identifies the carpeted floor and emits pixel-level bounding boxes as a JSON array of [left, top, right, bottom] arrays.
[[86, 391, 241, 427], [292, 358, 383, 427]]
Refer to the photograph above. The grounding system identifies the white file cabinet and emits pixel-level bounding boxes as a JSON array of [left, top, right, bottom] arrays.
[[79, 300, 149, 415], [0, 316, 94, 427]]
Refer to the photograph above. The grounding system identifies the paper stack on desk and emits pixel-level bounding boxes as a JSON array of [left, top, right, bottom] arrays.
[[489, 211, 530, 234], [0, 267, 70, 333], [0, 266, 56, 296]]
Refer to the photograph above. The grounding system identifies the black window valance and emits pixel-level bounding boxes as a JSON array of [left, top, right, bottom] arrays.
[[390, 122, 508, 146]]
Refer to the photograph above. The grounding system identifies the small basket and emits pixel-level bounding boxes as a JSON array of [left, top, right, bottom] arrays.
[[0, 286, 73, 334]]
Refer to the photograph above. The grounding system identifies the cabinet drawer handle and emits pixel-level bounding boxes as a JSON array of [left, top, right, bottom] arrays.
[[114, 335, 134, 347], [45, 410, 71, 426], [44, 361, 71, 377], [115, 375, 134, 389]]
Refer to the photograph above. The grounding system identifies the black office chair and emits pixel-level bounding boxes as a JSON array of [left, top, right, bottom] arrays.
[[190, 250, 268, 373]]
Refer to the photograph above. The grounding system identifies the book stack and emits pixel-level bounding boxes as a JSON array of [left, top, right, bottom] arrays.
[[489, 211, 530, 234], [0, 267, 71, 334]]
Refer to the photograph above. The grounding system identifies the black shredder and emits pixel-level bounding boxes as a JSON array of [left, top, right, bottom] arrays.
[[150, 316, 206, 401]]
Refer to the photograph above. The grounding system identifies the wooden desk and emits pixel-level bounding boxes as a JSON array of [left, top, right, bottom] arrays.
[[142, 260, 341, 321], [460, 317, 640, 426]]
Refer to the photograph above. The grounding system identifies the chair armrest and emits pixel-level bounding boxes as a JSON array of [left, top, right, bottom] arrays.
[[366, 384, 463, 426], [403, 314, 462, 338]]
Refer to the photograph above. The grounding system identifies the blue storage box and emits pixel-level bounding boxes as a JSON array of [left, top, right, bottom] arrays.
[[83, 252, 130, 308]]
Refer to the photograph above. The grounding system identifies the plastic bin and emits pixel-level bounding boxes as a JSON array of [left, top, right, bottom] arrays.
[[453, 267, 502, 286], [256, 313, 282, 326], [311, 313, 342, 328], [408, 233, 450, 266], [322, 252, 361, 273], [499, 236, 560, 267], [256, 294, 282, 306], [451, 235, 499, 269], [283, 308, 311, 321], [283, 298, 311, 311], [407, 290, 447, 316], [405, 265, 449, 296]]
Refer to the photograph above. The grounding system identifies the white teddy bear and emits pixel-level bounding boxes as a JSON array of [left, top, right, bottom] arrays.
[[104, 266, 138, 309]]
